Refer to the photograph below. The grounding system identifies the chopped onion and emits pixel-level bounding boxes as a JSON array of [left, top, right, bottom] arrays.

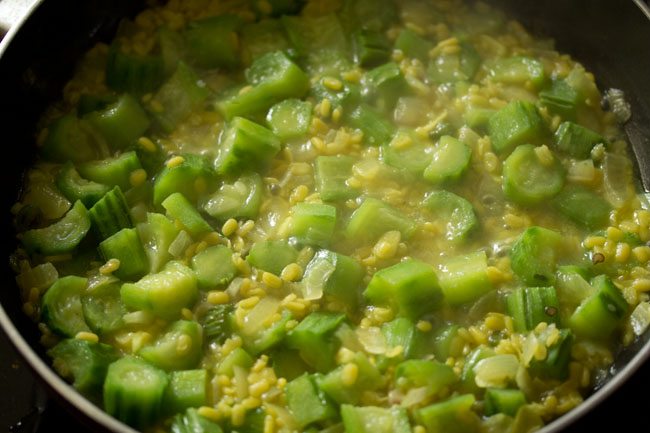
[[15, 262, 58, 293], [300, 256, 335, 300], [356, 326, 388, 355], [232, 365, 249, 400], [630, 302, 650, 336], [242, 296, 280, 336], [567, 159, 596, 184], [603, 152, 633, 208], [168, 230, 193, 258], [474, 354, 519, 388], [394, 96, 429, 126], [401, 387, 430, 407]]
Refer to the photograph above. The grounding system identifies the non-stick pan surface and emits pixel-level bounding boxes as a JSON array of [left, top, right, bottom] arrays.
[[1, 1, 649, 432]]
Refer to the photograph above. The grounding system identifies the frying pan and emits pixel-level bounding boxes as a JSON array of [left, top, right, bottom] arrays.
[[1, 1, 649, 432]]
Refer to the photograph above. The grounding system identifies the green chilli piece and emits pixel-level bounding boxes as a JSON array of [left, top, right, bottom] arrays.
[[352, 29, 391, 67], [203, 172, 263, 221], [246, 240, 299, 276], [21, 200, 90, 255], [41, 275, 90, 337], [151, 61, 211, 133], [120, 260, 198, 320], [488, 56, 546, 88], [164, 369, 209, 416], [153, 153, 213, 206], [502, 144, 565, 206], [488, 100, 546, 155], [105, 44, 165, 95], [98, 227, 149, 281], [552, 185, 611, 229], [191, 245, 237, 290], [286, 312, 345, 372], [554, 121, 606, 159], [382, 129, 433, 176], [162, 192, 213, 237], [286, 373, 337, 428], [103, 356, 169, 429], [77, 150, 143, 192], [88, 186, 133, 240], [286, 202, 337, 248], [139, 320, 203, 371], [423, 190, 478, 241], [81, 281, 125, 335], [416, 394, 480, 433], [56, 162, 111, 207], [216, 51, 310, 119], [47, 338, 119, 393], [506, 286, 561, 332], [346, 197, 416, 243], [423, 135, 472, 184], [266, 98, 313, 140], [183, 14, 242, 69], [569, 275, 628, 340], [214, 117, 281, 176], [510, 226, 563, 286], [341, 405, 411, 433], [427, 42, 481, 84], [365, 258, 443, 319], [85, 94, 151, 150], [40, 114, 107, 163], [484, 388, 527, 417], [436, 250, 492, 306], [315, 155, 359, 202]]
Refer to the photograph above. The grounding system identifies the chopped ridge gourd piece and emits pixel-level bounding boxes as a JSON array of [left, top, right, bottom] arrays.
[[162, 192, 213, 237], [528, 328, 573, 380], [240, 306, 292, 355], [103, 356, 169, 429], [48, 338, 118, 393], [506, 286, 561, 332], [137, 212, 180, 273], [502, 144, 565, 206], [569, 275, 628, 340], [552, 185, 611, 229], [554, 121, 606, 159], [214, 117, 281, 175], [216, 346, 253, 376], [170, 408, 223, 433], [395, 28, 433, 62], [341, 405, 411, 433], [436, 251, 492, 306], [203, 172, 263, 221], [139, 320, 203, 371], [364, 62, 408, 111], [202, 304, 234, 346], [78, 151, 143, 192], [42, 275, 90, 337], [216, 51, 310, 119], [56, 162, 111, 207], [120, 260, 198, 320], [151, 62, 211, 133], [395, 359, 458, 395], [346, 103, 396, 146], [40, 114, 107, 163], [423, 135, 471, 184], [365, 258, 443, 319], [488, 100, 546, 155], [382, 129, 432, 176], [98, 227, 149, 281], [286, 312, 345, 372], [85, 94, 151, 150], [427, 42, 481, 84], [416, 394, 480, 433], [488, 56, 546, 88], [164, 369, 208, 415], [266, 98, 312, 140], [315, 155, 359, 202], [510, 226, 563, 286], [22, 200, 90, 255], [317, 352, 383, 405], [286, 203, 337, 248], [540, 79, 579, 121], [190, 245, 237, 290], [105, 44, 164, 95], [153, 153, 213, 207], [423, 190, 478, 241], [484, 388, 527, 416], [184, 15, 242, 69], [246, 240, 298, 276], [303, 249, 365, 310], [241, 19, 290, 62], [81, 282, 125, 335], [346, 198, 416, 243], [286, 373, 337, 428], [460, 346, 494, 393], [353, 29, 391, 67]]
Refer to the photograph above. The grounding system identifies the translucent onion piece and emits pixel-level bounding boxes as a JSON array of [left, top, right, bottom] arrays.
[[630, 302, 650, 336], [603, 152, 633, 208], [241, 296, 280, 336], [356, 326, 388, 355], [15, 262, 58, 293], [168, 230, 193, 258], [474, 354, 519, 388], [401, 387, 430, 407], [300, 256, 335, 300]]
